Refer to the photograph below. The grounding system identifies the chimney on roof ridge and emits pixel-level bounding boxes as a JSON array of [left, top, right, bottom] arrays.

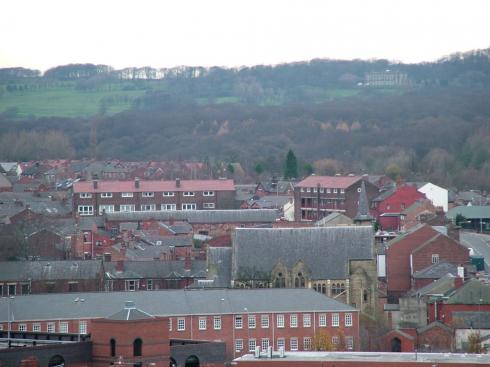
[[176, 178, 181, 188], [135, 177, 140, 188], [93, 180, 98, 189]]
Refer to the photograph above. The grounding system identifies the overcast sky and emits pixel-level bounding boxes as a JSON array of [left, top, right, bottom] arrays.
[[1, 0, 489, 71]]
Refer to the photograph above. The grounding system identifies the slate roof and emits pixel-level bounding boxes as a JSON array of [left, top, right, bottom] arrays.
[[232, 226, 374, 280], [452, 311, 490, 329], [105, 209, 280, 224], [446, 206, 490, 220], [0, 288, 357, 322], [106, 301, 155, 321], [372, 188, 396, 202], [207, 247, 233, 287], [414, 273, 456, 297], [354, 181, 373, 222], [104, 260, 207, 279], [315, 212, 353, 226], [412, 261, 458, 279], [139, 232, 193, 247], [446, 279, 490, 304], [0, 173, 12, 189], [0, 192, 72, 217], [74, 179, 235, 193], [0, 260, 102, 281], [296, 175, 361, 189], [246, 196, 291, 209], [235, 184, 257, 201]]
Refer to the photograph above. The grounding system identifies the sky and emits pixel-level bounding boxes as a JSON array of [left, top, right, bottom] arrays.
[[1, 0, 490, 71]]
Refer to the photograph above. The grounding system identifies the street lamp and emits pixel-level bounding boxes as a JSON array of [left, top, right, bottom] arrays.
[[74, 297, 85, 342]]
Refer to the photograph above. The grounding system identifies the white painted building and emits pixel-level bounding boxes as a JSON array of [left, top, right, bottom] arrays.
[[418, 182, 448, 212]]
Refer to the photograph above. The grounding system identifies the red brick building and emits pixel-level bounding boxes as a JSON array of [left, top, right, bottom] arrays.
[[73, 178, 237, 217], [372, 185, 426, 231], [0, 288, 360, 363], [385, 224, 469, 302], [294, 175, 379, 221]]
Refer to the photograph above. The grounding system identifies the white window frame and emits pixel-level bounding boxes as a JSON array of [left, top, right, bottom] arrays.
[[303, 313, 311, 327], [261, 314, 269, 329], [125, 279, 138, 291], [100, 192, 112, 198], [182, 203, 196, 210], [304, 337, 312, 351], [248, 315, 256, 329], [432, 254, 440, 264], [79, 321, 87, 334], [147, 279, 153, 290], [59, 322, 69, 333], [120, 204, 135, 212], [248, 338, 256, 352], [142, 192, 154, 197], [332, 336, 339, 345], [183, 191, 195, 197], [277, 314, 285, 328], [203, 202, 215, 209], [140, 204, 156, 211], [332, 313, 340, 327], [47, 322, 55, 333], [80, 193, 92, 199], [33, 323, 41, 332], [78, 205, 93, 216], [163, 191, 175, 197], [345, 313, 353, 327], [121, 192, 133, 198], [203, 191, 215, 196], [290, 337, 298, 351], [198, 317, 207, 330], [177, 318, 185, 331], [333, 188, 338, 193], [290, 314, 298, 328], [346, 336, 354, 350], [319, 188, 324, 193], [326, 188, 331, 193], [277, 338, 285, 351], [306, 188, 311, 193], [161, 204, 177, 211], [169, 318, 172, 331], [340, 188, 345, 194], [319, 313, 327, 327], [261, 338, 270, 350], [214, 316, 222, 330], [235, 339, 244, 352], [18, 324, 27, 331], [235, 315, 243, 329], [98, 205, 114, 215]]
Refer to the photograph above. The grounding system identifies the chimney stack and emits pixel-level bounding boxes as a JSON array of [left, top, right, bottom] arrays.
[[135, 178, 140, 189], [93, 180, 98, 189], [176, 178, 181, 188], [116, 260, 124, 272]]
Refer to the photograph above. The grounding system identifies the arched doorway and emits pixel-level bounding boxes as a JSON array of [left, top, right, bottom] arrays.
[[133, 338, 143, 356], [48, 355, 65, 367], [185, 355, 199, 367], [391, 337, 402, 352]]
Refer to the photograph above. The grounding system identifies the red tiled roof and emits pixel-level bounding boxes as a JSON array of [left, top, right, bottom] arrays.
[[73, 179, 235, 193], [296, 175, 362, 189]]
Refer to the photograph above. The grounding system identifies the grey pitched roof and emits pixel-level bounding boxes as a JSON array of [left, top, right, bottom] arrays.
[[106, 301, 155, 321], [372, 187, 396, 202], [0, 192, 72, 217], [315, 212, 353, 226], [206, 247, 232, 287], [412, 261, 458, 279], [452, 311, 490, 329], [235, 184, 257, 201], [446, 279, 490, 304], [232, 226, 374, 281], [0, 260, 102, 281], [139, 232, 193, 247], [104, 260, 206, 279], [247, 196, 291, 209], [414, 273, 456, 297], [0, 288, 357, 322], [446, 206, 490, 220], [105, 209, 280, 224], [0, 173, 12, 189]]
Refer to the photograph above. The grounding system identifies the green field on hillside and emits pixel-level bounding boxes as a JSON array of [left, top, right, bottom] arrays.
[[0, 83, 147, 118]]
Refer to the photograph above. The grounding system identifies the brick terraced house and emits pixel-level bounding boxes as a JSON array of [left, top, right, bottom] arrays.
[[294, 175, 379, 221], [73, 178, 236, 217], [0, 288, 360, 363]]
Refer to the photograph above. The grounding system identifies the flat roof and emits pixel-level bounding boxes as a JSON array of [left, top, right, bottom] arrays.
[[234, 351, 490, 364]]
